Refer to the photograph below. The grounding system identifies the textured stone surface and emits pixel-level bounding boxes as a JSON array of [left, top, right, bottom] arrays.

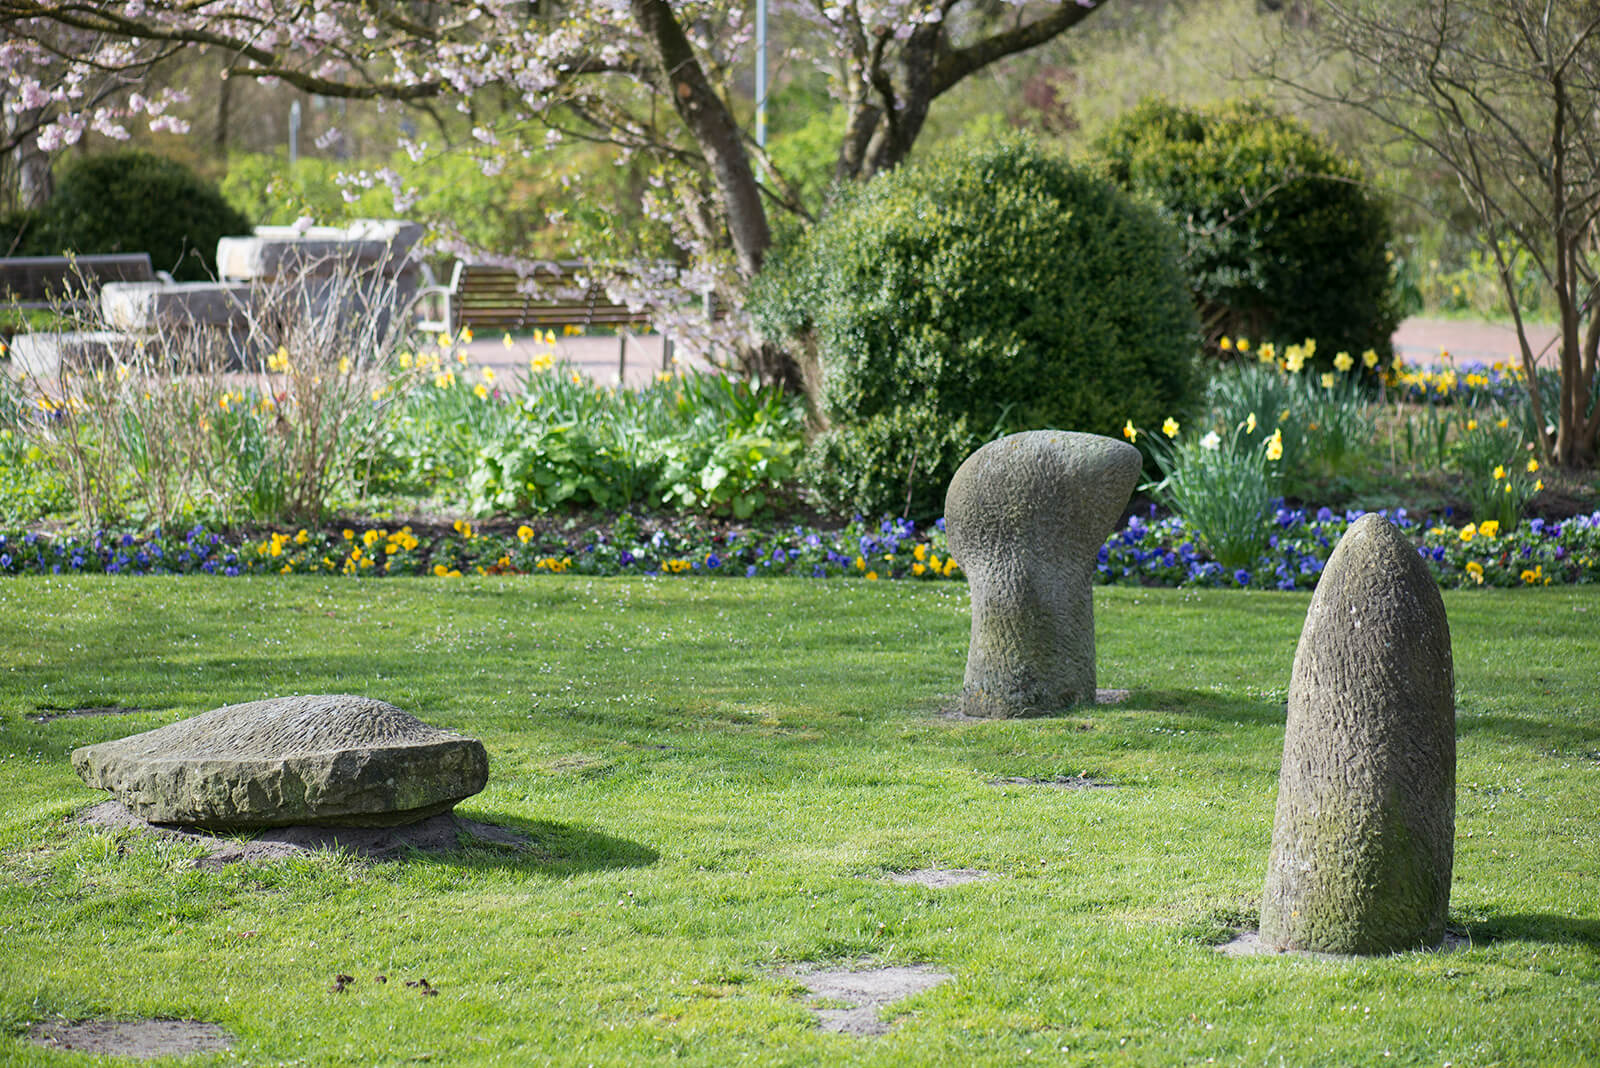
[[945, 430, 1142, 717], [1260, 514, 1455, 954], [72, 695, 489, 830]]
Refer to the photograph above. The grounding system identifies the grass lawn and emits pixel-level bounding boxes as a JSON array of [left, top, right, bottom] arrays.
[[0, 577, 1596, 1065]]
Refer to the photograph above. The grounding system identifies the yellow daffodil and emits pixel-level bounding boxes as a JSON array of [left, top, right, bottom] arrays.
[[338, 356, 351, 375], [1320, 372, 1335, 389], [1122, 419, 1138, 442], [503, 333, 515, 349], [1219, 336, 1234, 351], [460, 327, 474, 344], [1494, 465, 1506, 480], [1527, 458, 1540, 474], [1333, 351, 1354, 372], [1162, 417, 1179, 438], [1236, 338, 1251, 353], [1497, 417, 1509, 428], [1466, 419, 1477, 431], [1246, 411, 1258, 434], [437, 332, 453, 350], [1362, 349, 1378, 368], [474, 384, 490, 400], [1265, 429, 1284, 461]]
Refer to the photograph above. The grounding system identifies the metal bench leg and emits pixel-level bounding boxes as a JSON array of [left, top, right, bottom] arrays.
[[618, 332, 627, 384], [663, 335, 674, 372]]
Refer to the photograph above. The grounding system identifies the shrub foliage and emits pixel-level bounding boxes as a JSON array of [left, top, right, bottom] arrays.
[[1090, 97, 1400, 368], [33, 151, 251, 280], [753, 136, 1199, 517]]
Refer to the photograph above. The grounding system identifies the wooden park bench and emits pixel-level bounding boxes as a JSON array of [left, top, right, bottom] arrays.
[[0, 253, 167, 314], [414, 260, 653, 336], [415, 260, 701, 374]]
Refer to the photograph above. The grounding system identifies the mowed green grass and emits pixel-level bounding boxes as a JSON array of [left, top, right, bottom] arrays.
[[0, 577, 1595, 1066]]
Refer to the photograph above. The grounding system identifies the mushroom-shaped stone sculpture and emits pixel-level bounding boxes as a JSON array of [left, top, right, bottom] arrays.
[[72, 695, 489, 830], [1260, 513, 1455, 954], [945, 430, 1142, 717]]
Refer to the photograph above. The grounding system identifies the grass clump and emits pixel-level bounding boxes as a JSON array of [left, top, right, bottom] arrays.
[[0, 578, 1595, 1064]]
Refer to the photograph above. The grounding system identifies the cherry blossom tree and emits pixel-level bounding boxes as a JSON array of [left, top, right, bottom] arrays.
[[0, 0, 1109, 384]]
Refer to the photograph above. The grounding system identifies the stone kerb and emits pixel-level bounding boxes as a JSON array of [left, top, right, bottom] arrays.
[[1260, 513, 1456, 954], [945, 430, 1142, 717]]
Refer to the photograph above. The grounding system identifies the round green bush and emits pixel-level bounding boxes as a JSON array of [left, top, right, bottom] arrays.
[[751, 136, 1200, 518], [37, 151, 251, 281], [1089, 96, 1400, 367]]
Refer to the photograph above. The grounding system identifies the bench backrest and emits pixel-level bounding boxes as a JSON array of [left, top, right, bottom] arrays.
[[0, 253, 158, 305], [449, 261, 651, 331]]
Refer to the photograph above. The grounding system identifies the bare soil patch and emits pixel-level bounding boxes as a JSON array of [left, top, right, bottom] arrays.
[[988, 775, 1115, 789], [785, 963, 952, 1036], [27, 1018, 234, 1059], [1216, 929, 1470, 959], [27, 705, 142, 724], [885, 867, 994, 888], [78, 800, 529, 867]]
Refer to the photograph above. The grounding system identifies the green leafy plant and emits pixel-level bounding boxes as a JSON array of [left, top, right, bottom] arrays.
[[1139, 416, 1285, 573], [753, 135, 1200, 518]]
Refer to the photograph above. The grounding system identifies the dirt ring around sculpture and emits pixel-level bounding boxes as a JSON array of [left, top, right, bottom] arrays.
[[941, 688, 1130, 720], [77, 799, 531, 867], [1215, 929, 1471, 960]]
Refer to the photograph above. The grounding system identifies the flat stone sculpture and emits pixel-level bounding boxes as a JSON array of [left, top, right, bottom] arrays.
[[945, 430, 1142, 717], [1260, 514, 1455, 954], [72, 695, 489, 830]]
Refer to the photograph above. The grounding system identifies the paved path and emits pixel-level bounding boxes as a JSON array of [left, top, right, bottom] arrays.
[[1391, 317, 1561, 369], [457, 331, 715, 390], [458, 317, 1565, 387]]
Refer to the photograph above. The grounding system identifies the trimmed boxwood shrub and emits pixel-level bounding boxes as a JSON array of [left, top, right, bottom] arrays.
[[35, 151, 251, 281], [751, 136, 1199, 518], [1089, 96, 1400, 368]]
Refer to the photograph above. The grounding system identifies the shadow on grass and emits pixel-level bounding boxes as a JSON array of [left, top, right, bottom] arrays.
[[1469, 913, 1600, 951], [1129, 689, 1287, 729], [1456, 712, 1600, 756], [443, 811, 659, 875]]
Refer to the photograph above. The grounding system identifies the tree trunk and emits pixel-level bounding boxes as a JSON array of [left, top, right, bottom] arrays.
[[629, 0, 770, 282]]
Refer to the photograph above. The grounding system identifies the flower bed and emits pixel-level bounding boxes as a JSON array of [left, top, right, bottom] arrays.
[[1101, 505, 1600, 589], [4, 507, 1599, 587]]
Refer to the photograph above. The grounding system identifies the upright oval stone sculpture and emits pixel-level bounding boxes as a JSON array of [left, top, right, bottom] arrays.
[[945, 430, 1142, 717], [72, 695, 489, 830], [1260, 514, 1455, 954]]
